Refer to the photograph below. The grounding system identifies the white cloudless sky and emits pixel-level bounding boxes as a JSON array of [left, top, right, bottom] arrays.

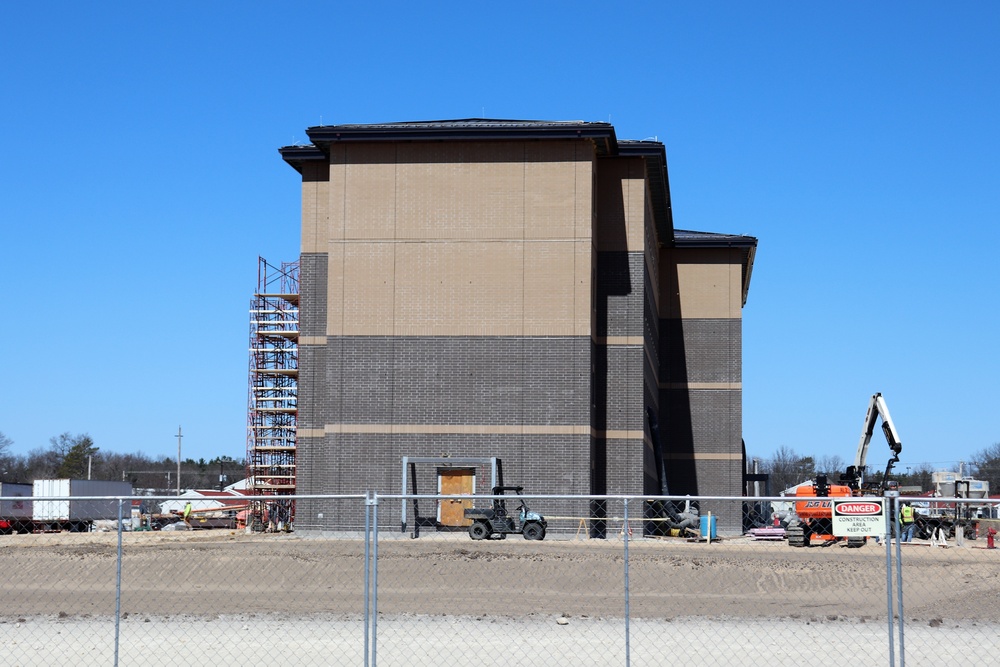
[[2, 3, 997, 471]]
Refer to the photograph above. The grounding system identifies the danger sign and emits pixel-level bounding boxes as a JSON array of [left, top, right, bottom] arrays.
[[832, 499, 886, 537]]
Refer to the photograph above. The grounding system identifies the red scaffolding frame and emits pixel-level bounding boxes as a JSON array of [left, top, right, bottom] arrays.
[[246, 257, 299, 530]]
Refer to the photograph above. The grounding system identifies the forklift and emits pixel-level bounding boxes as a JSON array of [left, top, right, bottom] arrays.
[[464, 486, 547, 540]]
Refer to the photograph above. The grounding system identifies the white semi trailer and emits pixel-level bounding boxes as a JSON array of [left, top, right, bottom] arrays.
[[32, 479, 133, 532]]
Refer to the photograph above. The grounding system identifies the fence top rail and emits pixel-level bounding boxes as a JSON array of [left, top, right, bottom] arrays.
[[2, 494, 369, 502], [380, 493, 1000, 505], [3, 493, 994, 504], [383, 493, 800, 502]]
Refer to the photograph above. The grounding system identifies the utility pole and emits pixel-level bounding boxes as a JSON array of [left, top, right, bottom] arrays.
[[175, 426, 182, 496]]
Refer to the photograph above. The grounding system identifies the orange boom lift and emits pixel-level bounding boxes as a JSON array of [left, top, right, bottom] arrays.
[[786, 393, 902, 548]]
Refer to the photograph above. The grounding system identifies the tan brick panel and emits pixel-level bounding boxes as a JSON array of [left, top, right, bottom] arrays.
[[341, 242, 395, 336], [660, 247, 744, 319], [344, 143, 397, 241], [595, 157, 646, 252], [301, 161, 329, 254], [317, 139, 597, 337]]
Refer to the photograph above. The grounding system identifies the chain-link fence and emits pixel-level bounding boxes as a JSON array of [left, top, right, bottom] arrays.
[[1, 493, 997, 666]]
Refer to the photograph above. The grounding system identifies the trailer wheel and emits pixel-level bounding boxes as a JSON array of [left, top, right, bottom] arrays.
[[523, 522, 545, 541], [469, 521, 490, 541], [847, 536, 866, 548]]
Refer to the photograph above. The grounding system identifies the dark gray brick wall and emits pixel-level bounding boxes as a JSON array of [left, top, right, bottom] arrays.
[[295, 335, 594, 521], [643, 266, 660, 375], [297, 344, 326, 430], [661, 389, 742, 456], [661, 319, 742, 384], [299, 253, 327, 338], [591, 250, 654, 497], [602, 437, 646, 496], [595, 251, 645, 338], [320, 336, 591, 426], [660, 388, 743, 497], [598, 345, 644, 432], [657, 309, 743, 515]]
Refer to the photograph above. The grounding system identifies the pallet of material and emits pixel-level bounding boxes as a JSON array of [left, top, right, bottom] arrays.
[[748, 527, 786, 541]]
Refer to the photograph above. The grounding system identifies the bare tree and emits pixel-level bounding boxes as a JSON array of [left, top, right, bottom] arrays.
[[764, 446, 816, 493], [0, 431, 14, 482], [815, 455, 846, 478], [969, 442, 1000, 494], [24, 445, 62, 480]]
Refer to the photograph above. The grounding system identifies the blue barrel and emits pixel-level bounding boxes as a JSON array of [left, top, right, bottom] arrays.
[[700, 515, 717, 539]]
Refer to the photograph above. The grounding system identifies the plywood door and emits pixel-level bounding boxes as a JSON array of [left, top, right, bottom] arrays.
[[438, 468, 475, 527]]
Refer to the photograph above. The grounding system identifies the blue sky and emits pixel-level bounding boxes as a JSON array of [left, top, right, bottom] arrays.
[[2, 3, 997, 472]]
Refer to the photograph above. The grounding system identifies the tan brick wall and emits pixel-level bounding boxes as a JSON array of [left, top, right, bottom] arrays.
[[595, 156, 646, 253], [344, 142, 397, 241], [301, 161, 329, 254], [659, 247, 744, 320], [315, 140, 596, 337]]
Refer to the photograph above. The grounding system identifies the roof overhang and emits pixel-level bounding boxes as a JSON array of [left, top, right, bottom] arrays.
[[278, 145, 326, 174], [280, 119, 619, 173], [673, 230, 758, 306]]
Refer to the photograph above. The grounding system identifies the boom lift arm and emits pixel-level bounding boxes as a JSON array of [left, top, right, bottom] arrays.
[[842, 392, 902, 492]]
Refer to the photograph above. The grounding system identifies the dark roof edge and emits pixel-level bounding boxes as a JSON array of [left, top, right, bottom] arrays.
[[672, 230, 758, 248], [278, 145, 327, 174], [301, 119, 619, 155]]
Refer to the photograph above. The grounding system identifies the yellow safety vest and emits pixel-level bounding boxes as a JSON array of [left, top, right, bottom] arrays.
[[900, 506, 914, 524]]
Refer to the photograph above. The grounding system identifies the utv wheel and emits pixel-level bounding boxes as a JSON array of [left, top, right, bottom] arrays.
[[469, 521, 490, 541], [523, 522, 545, 541]]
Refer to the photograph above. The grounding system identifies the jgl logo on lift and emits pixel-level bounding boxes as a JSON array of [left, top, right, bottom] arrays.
[[834, 502, 882, 516], [803, 500, 833, 508]]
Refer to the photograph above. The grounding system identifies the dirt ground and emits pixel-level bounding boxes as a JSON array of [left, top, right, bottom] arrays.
[[2, 529, 999, 622], [3, 530, 999, 665]]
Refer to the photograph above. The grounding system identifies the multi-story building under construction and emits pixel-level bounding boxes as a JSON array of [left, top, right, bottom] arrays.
[[276, 119, 757, 531]]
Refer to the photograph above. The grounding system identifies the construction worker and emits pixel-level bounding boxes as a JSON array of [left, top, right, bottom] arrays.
[[183, 501, 193, 528], [899, 502, 916, 542]]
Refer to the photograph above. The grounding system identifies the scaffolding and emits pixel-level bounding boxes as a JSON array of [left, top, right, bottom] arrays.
[[246, 256, 299, 530]]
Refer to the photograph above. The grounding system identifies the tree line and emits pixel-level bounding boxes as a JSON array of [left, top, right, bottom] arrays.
[[0, 431, 244, 494], [754, 442, 1000, 496], [7, 429, 998, 499]]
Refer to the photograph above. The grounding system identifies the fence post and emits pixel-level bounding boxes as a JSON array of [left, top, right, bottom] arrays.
[[364, 493, 372, 667], [884, 489, 899, 667], [371, 493, 380, 667], [114, 497, 124, 667], [893, 493, 905, 667], [623, 497, 631, 667]]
